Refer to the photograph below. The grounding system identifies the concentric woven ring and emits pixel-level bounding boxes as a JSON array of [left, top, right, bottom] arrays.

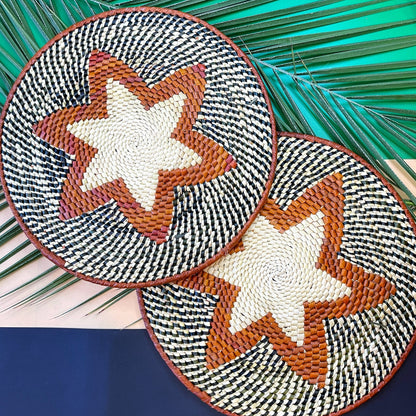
[[139, 132, 416, 416], [0, 7, 277, 287]]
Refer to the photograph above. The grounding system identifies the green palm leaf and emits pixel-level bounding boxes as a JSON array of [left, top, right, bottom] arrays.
[[0, 0, 415, 317]]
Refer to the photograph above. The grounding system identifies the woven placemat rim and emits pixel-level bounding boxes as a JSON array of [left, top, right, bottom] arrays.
[[0, 7, 277, 289], [137, 131, 416, 416]]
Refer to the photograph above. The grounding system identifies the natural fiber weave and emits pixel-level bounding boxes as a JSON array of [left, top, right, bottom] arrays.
[[0, 8, 276, 287], [139, 133, 416, 416]]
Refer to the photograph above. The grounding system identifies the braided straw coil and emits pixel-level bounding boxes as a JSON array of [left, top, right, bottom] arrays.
[[0, 8, 276, 287], [139, 133, 416, 416]]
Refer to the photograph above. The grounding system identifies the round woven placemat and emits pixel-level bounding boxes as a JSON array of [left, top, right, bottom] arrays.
[[0, 8, 276, 287], [139, 133, 416, 416]]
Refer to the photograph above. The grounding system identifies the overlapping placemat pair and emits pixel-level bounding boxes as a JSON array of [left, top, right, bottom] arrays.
[[0, 8, 415, 416]]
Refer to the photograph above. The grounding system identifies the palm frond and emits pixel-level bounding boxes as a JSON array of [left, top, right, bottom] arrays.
[[0, 0, 415, 317]]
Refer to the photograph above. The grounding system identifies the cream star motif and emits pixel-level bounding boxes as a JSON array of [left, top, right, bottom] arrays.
[[205, 212, 352, 346], [178, 173, 396, 387], [33, 50, 237, 243], [67, 81, 202, 211]]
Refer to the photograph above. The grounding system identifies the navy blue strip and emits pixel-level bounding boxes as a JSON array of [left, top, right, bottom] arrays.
[[0, 328, 414, 416]]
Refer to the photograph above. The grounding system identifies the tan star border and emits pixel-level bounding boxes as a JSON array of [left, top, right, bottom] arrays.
[[176, 172, 396, 388], [33, 50, 236, 244]]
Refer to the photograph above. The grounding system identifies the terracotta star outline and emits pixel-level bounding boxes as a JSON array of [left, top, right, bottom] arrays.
[[34, 50, 236, 243], [178, 173, 396, 388]]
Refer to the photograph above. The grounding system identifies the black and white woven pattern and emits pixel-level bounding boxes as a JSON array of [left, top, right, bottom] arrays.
[[140, 135, 416, 416], [0, 9, 275, 286]]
